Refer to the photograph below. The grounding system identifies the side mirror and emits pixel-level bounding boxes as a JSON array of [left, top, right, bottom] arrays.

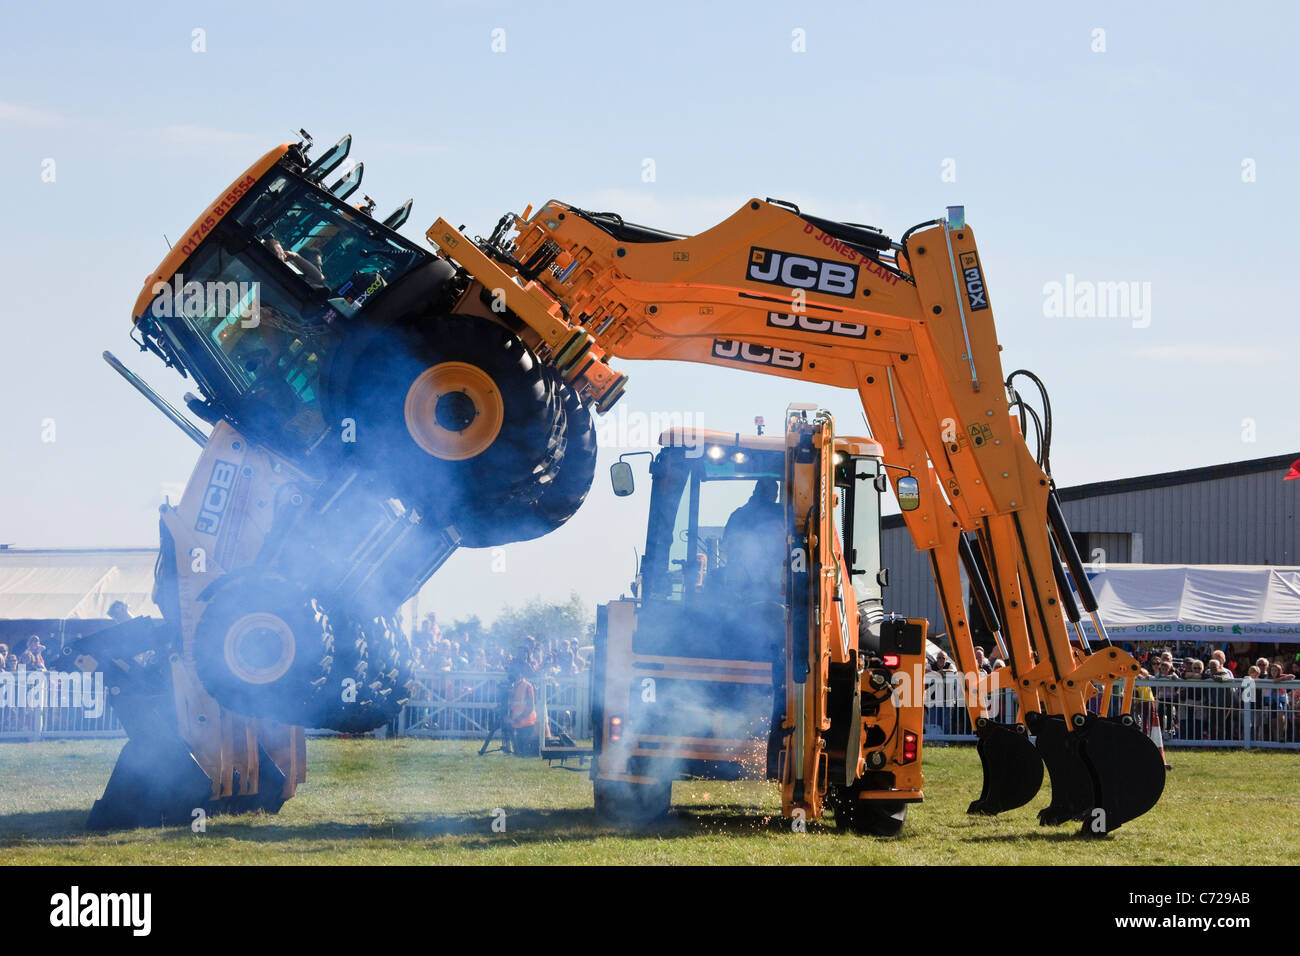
[[610, 461, 635, 497], [896, 475, 921, 512]]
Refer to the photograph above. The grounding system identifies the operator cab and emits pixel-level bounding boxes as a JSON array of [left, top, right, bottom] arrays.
[[130, 135, 449, 460]]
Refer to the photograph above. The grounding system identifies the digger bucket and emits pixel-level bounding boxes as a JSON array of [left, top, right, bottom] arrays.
[[1026, 711, 1095, 826], [1074, 713, 1166, 836], [967, 719, 1043, 815], [86, 735, 215, 831], [1028, 711, 1166, 834]]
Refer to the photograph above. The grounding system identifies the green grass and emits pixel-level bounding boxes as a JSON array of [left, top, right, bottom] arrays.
[[0, 738, 1294, 864]]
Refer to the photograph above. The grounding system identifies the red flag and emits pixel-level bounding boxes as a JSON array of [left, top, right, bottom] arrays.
[[1286, 458, 1300, 481]]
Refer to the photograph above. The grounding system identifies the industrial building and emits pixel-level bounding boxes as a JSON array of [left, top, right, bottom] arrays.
[[880, 451, 1300, 644]]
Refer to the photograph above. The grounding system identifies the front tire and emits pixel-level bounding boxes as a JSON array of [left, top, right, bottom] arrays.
[[593, 779, 672, 825], [830, 785, 908, 837], [193, 580, 334, 724]]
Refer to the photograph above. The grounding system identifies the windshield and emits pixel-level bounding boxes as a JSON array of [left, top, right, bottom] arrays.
[[147, 242, 332, 448], [645, 446, 785, 602], [233, 171, 424, 308]]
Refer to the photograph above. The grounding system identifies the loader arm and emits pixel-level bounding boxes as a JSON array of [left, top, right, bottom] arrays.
[[430, 198, 1164, 833]]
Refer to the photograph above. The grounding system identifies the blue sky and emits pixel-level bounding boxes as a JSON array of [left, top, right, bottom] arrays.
[[1, 0, 1296, 623]]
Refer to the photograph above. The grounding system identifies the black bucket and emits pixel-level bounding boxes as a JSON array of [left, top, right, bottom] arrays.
[[1028, 711, 1096, 826], [86, 736, 216, 831], [1074, 713, 1166, 836], [967, 719, 1044, 815]]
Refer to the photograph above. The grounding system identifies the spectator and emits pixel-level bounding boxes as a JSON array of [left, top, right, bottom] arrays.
[[107, 600, 133, 625], [929, 650, 956, 673], [19, 636, 46, 670], [1205, 659, 1231, 682], [973, 646, 992, 674], [3, 653, 17, 672]]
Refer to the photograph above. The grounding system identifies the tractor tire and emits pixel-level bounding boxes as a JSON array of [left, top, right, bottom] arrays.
[[338, 313, 565, 530], [593, 779, 672, 825], [314, 613, 418, 733], [453, 371, 598, 548], [193, 580, 334, 725], [830, 785, 908, 837]]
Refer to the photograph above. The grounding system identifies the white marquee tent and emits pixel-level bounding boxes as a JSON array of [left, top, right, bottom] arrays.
[[0, 548, 161, 621], [1078, 564, 1300, 645]]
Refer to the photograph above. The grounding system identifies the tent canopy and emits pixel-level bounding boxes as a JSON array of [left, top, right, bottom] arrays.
[[0, 548, 160, 620], [1079, 564, 1300, 644]]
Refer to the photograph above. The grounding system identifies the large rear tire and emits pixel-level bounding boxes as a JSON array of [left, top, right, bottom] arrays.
[[193, 580, 334, 725], [453, 371, 598, 548], [338, 314, 564, 530]]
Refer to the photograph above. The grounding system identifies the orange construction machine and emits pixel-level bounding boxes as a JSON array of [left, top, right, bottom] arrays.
[[592, 406, 928, 834]]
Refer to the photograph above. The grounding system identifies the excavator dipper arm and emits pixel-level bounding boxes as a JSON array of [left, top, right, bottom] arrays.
[[429, 198, 1165, 833]]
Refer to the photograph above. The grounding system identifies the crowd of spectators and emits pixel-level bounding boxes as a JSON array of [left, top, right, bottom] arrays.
[[0, 635, 48, 673], [407, 614, 590, 677], [923, 640, 1300, 744], [1134, 645, 1298, 744]]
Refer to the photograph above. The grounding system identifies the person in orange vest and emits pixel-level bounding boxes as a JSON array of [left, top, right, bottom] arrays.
[[508, 675, 537, 756]]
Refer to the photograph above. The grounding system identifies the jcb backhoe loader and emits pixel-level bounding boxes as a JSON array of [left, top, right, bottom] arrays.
[[96, 130, 1161, 834], [81, 132, 602, 827], [592, 406, 928, 834], [419, 195, 1166, 834]]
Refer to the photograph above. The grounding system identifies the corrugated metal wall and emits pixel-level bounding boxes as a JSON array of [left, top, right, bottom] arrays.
[[880, 463, 1300, 646]]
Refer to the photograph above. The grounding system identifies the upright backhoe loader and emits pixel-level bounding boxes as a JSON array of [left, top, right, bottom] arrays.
[[95, 129, 1161, 833], [592, 406, 928, 834], [420, 198, 1166, 834]]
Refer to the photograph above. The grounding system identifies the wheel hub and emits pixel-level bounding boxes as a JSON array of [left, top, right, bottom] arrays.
[[223, 612, 296, 686], [404, 361, 504, 461]]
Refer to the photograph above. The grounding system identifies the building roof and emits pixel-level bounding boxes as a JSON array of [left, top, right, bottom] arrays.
[[883, 451, 1300, 530], [0, 548, 160, 620]]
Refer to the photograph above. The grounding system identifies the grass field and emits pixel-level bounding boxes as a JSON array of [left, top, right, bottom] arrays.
[[0, 738, 1295, 865]]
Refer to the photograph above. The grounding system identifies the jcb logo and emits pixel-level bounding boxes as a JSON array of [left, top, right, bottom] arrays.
[[195, 460, 238, 535], [712, 339, 804, 370], [958, 251, 989, 311], [748, 247, 857, 298], [767, 311, 866, 338]]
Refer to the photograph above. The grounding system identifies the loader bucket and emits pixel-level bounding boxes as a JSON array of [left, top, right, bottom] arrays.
[[1026, 711, 1095, 826], [86, 735, 215, 831], [1074, 714, 1165, 836], [967, 719, 1043, 815]]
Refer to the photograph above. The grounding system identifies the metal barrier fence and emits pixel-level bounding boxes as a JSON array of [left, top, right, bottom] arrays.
[[2, 669, 1293, 751], [923, 676, 1300, 750], [398, 671, 1300, 752], [397, 671, 593, 741]]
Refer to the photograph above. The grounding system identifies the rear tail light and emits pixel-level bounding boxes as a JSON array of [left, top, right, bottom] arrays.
[[902, 729, 918, 763], [882, 654, 900, 668], [609, 715, 623, 742]]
